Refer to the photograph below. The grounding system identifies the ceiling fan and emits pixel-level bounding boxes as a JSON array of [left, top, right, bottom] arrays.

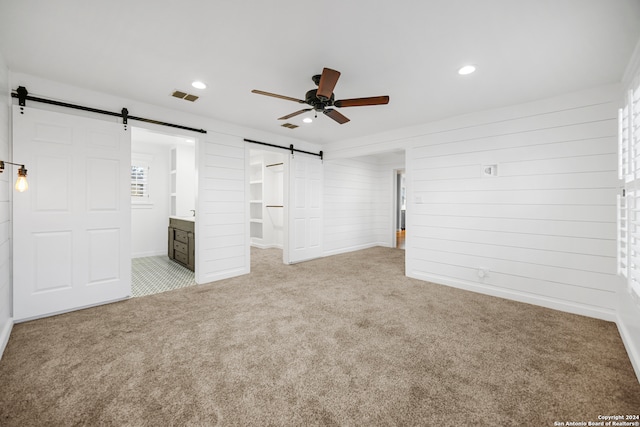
[[251, 67, 389, 124]]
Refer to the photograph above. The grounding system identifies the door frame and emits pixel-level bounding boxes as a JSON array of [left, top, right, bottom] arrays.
[[392, 168, 406, 249], [246, 144, 291, 267], [130, 125, 199, 266]]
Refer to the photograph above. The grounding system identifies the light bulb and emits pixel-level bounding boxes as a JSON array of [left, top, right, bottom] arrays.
[[458, 65, 476, 75], [15, 167, 28, 192]]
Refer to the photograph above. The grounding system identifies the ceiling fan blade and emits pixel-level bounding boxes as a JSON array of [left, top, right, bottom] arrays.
[[251, 89, 305, 103], [324, 108, 350, 124], [316, 68, 341, 100], [278, 109, 312, 120], [334, 96, 390, 108]]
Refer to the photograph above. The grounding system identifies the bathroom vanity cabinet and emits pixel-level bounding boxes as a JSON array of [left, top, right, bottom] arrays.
[[168, 217, 195, 271]]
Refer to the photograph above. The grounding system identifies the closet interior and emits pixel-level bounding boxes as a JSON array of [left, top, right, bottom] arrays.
[[249, 150, 285, 249]]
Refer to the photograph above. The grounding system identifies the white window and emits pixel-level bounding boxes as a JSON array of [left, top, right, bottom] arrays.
[[131, 165, 149, 197], [131, 153, 153, 206], [619, 76, 640, 304]]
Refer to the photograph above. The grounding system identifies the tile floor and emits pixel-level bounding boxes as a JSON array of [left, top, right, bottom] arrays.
[[131, 256, 196, 297]]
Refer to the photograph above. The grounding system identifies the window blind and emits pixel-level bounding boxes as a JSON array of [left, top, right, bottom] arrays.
[[619, 78, 640, 303]]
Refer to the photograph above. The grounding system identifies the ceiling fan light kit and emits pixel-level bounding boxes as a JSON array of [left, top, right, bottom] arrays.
[[458, 65, 476, 75], [252, 67, 390, 125]]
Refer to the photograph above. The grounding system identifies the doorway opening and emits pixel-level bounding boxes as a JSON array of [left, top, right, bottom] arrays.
[[395, 169, 406, 250], [130, 127, 197, 297], [249, 148, 287, 269]]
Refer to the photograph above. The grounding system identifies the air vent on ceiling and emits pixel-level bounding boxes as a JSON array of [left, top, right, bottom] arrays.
[[281, 123, 298, 129], [171, 90, 199, 102]]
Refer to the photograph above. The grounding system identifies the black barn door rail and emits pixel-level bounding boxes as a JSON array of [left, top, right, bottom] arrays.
[[244, 138, 323, 160], [11, 86, 207, 134]]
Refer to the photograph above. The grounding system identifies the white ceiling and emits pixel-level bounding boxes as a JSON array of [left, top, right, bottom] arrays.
[[1, 0, 639, 145]]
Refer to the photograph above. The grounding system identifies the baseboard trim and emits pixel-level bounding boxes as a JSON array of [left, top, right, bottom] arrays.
[[323, 242, 390, 258], [196, 267, 249, 285], [132, 250, 166, 258], [0, 318, 13, 360], [250, 243, 283, 250], [408, 270, 617, 322], [616, 314, 640, 383], [14, 296, 130, 324]]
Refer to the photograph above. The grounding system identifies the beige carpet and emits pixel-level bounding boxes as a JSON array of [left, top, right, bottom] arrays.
[[0, 247, 639, 426]]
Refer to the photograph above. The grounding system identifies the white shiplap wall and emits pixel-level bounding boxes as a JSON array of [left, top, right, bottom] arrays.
[[4, 72, 320, 298], [196, 132, 249, 283], [323, 156, 393, 256], [0, 52, 11, 357], [406, 93, 620, 320]]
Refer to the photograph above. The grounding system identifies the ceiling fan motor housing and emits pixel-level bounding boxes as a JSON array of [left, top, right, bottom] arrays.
[[305, 89, 334, 111]]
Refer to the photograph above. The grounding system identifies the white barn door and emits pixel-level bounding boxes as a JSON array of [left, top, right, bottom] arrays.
[[195, 133, 249, 283], [13, 106, 131, 321], [286, 154, 323, 263]]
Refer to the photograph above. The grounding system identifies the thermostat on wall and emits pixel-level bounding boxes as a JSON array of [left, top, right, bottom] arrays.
[[482, 164, 497, 177]]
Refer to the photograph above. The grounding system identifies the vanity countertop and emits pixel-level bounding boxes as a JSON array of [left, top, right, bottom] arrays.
[[169, 216, 195, 222]]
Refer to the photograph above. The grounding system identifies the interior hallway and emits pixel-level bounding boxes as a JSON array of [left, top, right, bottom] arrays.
[[396, 230, 405, 250]]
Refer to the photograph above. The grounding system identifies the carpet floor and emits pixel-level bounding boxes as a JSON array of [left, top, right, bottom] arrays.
[[0, 247, 639, 426]]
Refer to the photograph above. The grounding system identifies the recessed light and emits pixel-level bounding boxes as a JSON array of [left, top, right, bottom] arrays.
[[458, 65, 476, 75], [303, 117, 313, 124], [191, 81, 207, 90]]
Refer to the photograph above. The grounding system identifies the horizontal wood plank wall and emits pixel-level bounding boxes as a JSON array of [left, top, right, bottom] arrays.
[[407, 97, 620, 320], [323, 157, 391, 256], [196, 133, 249, 284]]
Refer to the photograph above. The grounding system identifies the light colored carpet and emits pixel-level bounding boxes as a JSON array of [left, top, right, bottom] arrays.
[[0, 246, 639, 426]]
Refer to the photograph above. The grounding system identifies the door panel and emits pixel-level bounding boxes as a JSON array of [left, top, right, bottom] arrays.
[[87, 229, 120, 284], [13, 106, 131, 321], [287, 155, 323, 263], [33, 231, 72, 292], [87, 158, 120, 210], [294, 219, 305, 249], [196, 133, 249, 283], [35, 155, 70, 211], [309, 217, 321, 247]]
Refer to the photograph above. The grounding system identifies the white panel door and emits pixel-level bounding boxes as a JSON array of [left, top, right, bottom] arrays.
[[13, 106, 131, 321], [287, 154, 322, 263]]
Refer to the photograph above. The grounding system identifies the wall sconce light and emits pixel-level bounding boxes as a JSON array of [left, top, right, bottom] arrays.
[[0, 161, 29, 192]]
